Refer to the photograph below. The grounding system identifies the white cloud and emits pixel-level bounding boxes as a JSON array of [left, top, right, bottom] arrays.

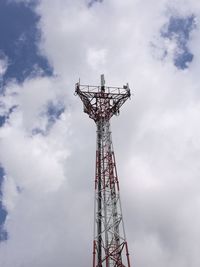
[[1, 0, 200, 266], [87, 47, 107, 70], [0, 53, 8, 77]]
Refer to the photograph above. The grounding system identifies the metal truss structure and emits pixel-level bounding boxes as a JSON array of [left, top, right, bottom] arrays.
[[75, 75, 131, 267]]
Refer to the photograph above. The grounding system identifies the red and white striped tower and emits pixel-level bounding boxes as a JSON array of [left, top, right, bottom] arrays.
[[75, 75, 131, 267]]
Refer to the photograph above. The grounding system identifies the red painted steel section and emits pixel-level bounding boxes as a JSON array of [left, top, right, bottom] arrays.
[[93, 240, 96, 267], [125, 242, 131, 267]]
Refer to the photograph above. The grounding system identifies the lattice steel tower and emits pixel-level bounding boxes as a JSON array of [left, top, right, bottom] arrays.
[[75, 75, 131, 267]]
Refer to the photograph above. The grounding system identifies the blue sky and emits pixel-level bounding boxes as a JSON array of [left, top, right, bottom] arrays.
[[0, 1, 200, 267], [0, 1, 52, 87], [161, 14, 195, 69]]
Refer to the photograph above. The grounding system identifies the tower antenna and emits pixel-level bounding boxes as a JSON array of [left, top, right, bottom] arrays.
[[75, 75, 131, 267]]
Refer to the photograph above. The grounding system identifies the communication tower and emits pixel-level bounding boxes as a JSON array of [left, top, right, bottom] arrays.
[[75, 75, 131, 267]]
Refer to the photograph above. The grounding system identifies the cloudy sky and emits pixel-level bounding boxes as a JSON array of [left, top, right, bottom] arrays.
[[0, 0, 200, 266]]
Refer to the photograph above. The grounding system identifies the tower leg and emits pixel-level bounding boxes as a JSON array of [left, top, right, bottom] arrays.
[[93, 120, 131, 267]]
